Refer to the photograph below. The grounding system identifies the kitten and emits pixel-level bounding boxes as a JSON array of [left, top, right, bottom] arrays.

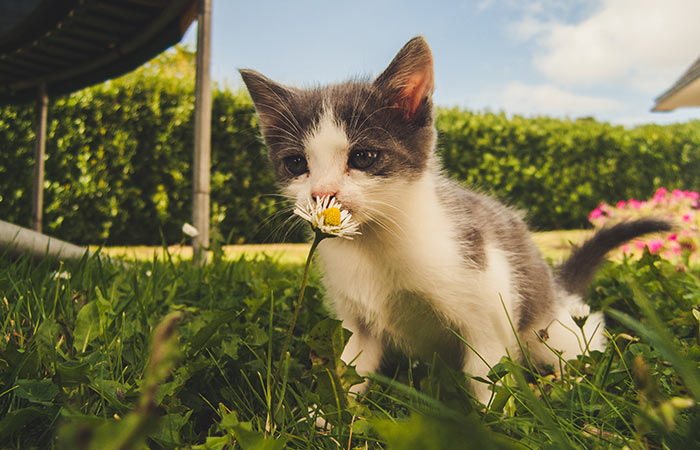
[[240, 37, 670, 403]]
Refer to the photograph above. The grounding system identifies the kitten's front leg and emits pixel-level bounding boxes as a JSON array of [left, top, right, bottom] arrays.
[[311, 320, 383, 429], [341, 320, 384, 395], [462, 334, 515, 406]]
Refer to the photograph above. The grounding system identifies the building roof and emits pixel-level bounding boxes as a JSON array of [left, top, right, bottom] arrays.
[[653, 54, 700, 112], [0, 0, 196, 103]]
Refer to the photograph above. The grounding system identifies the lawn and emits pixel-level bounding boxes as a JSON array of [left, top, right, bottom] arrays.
[[95, 229, 593, 264], [2, 234, 700, 449]]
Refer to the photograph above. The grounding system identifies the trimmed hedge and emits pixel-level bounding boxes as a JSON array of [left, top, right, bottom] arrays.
[[0, 51, 291, 245], [1, 52, 699, 244], [437, 110, 700, 230]]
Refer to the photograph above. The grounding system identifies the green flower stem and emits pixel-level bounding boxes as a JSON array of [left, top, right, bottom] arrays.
[[274, 230, 324, 384]]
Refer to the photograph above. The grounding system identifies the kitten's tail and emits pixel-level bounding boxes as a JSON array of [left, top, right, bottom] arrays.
[[557, 219, 672, 295]]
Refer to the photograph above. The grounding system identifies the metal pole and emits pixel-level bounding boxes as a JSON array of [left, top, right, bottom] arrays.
[[192, 0, 212, 264], [32, 82, 48, 233], [0, 219, 88, 262]]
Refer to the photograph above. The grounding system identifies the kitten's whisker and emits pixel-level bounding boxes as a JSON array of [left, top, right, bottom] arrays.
[[348, 105, 400, 147], [256, 207, 295, 236], [361, 206, 406, 237], [352, 104, 396, 135], [278, 215, 308, 244], [259, 193, 293, 200], [364, 198, 410, 219], [263, 134, 300, 147], [356, 125, 402, 149], [258, 100, 303, 136], [262, 211, 303, 244], [348, 86, 374, 141], [263, 123, 302, 143]]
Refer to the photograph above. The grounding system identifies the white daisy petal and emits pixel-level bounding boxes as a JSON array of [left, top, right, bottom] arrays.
[[293, 195, 362, 240]]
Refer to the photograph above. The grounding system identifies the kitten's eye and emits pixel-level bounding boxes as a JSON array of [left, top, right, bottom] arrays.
[[282, 155, 308, 176], [348, 149, 380, 170]]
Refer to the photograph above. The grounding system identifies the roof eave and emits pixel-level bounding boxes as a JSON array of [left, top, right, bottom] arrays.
[[653, 75, 700, 112]]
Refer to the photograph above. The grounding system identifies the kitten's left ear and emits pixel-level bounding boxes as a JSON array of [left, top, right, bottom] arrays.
[[374, 36, 434, 120], [239, 69, 296, 133]]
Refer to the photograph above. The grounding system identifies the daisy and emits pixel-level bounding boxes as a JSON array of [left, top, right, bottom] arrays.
[[182, 223, 200, 238], [274, 196, 360, 385], [293, 195, 361, 239]]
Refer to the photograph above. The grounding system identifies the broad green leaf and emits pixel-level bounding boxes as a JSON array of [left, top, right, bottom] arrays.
[[57, 361, 91, 385], [14, 379, 60, 405], [73, 301, 100, 352], [0, 407, 51, 440], [188, 309, 239, 356], [305, 318, 349, 369], [35, 318, 60, 368], [373, 413, 527, 450], [232, 423, 288, 450], [149, 411, 192, 446]]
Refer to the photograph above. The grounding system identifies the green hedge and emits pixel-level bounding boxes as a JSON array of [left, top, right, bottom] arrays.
[[437, 110, 700, 230], [1, 50, 699, 244], [0, 50, 291, 245]]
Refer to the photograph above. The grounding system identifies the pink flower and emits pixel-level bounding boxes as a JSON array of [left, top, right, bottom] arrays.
[[634, 241, 647, 249], [621, 243, 630, 254], [653, 187, 668, 203], [647, 239, 665, 253], [628, 199, 642, 209], [672, 189, 685, 200], [589, 208, 603, 219], [682, 213, 693, 223], [686, 191, 699, 200], [668, 233, 678, 241], [616, 200, 626, 209]]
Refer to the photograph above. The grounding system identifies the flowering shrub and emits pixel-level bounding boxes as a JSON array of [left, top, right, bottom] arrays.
[[589, 187, 700, 262]]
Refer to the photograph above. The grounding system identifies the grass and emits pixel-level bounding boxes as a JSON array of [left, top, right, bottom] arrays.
[[95, 243, 312, 265], [2, 240, 700, 449], [96, 230, 594, 264]]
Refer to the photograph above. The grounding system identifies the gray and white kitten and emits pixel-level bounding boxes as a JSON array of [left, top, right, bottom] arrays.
[[240, 37, 669, 403]]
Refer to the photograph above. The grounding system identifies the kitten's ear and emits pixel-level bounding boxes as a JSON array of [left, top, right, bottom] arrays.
[[374, 36, 434, 120], [239, 69, 295, 130]]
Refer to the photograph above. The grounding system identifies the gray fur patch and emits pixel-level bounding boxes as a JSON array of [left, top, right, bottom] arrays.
[[436, 179, 555, 332]]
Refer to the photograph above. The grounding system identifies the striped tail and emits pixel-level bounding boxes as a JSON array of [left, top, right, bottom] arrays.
[[557, 219, 672, 295]]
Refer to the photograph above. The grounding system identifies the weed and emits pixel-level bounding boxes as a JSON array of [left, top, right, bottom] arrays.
[[1, 248, 699, 448]]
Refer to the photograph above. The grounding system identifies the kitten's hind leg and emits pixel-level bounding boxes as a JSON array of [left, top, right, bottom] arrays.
[[524, 294, 606, 369]]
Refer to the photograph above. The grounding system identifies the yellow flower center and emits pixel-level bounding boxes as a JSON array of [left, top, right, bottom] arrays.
[[322, 207, 341, 227]]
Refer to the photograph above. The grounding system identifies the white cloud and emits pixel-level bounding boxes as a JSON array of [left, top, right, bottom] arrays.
[[496, 82, 622, 118], [475, 0, 494, 13], [512, 15, 551, 41], [526, 0, 700, 94]]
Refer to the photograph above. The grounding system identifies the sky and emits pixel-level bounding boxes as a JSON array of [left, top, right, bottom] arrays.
[[181, 0, 700, 127]]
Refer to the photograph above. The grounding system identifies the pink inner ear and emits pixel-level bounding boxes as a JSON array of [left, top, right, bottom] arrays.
[[397, 69, 434, 118]]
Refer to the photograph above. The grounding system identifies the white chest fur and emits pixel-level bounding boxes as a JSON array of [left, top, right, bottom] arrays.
[[317, 173, 520, 363]]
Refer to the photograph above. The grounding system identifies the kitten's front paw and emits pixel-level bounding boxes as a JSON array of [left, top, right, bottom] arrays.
[[348, 377, 371, 397], [307, 405, 330, 430]]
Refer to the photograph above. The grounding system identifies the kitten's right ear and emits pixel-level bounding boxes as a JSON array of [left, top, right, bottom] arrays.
[[239, 69, 294, 130], [374, 36, 434, 121]]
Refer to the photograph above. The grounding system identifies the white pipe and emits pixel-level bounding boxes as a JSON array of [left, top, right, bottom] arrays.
[[0, 219, 88, 261]]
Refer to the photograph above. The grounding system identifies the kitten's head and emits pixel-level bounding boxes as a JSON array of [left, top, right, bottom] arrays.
[[240, 37, 436, 229]]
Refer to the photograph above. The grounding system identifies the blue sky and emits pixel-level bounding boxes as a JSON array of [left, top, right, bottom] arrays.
[[182, 0, 700, 126]]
